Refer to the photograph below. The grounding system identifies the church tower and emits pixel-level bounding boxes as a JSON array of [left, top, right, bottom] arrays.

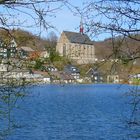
[[80, 17, 84, 34]]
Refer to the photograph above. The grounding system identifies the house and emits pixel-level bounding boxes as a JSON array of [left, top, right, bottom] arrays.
[[8, 39, 17, 58], [40, 51, 50, 58], [32, 70, 51, 83], [129, 73, 140, 84], [1, 68, 47, 84], [41, 65, 58, 72], [0, 64, 13, 72], [64, 65, 80, 80], [49, 71, 61, 83], [60, 71, 75, 83], [130, 73, 140, 79], [86, 68, 104, 83], [0, 64, 7, 72], [0, 38, 7, 58], [0, 38, 17, 58], [49, 71, 75, 84], [19, 46, 35, 59], [56, 31, 96, 64], [107, 74, 119, 83], [3, 68, 28, 79], [0, 47, 7, 58]]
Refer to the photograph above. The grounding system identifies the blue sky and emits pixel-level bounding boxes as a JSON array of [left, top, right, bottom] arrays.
[[0, 1, 139, 41], [45, 0, 86, 38], [0, 0, 87, 39], [0, 0, 115, 41], [31, 0, 111, 41]]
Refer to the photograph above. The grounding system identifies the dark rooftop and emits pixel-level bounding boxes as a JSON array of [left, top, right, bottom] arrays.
[[63, 31, 93, 45], [64, 64, 80, 74]]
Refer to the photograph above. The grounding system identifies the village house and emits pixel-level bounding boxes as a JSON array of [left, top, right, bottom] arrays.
[[40, 51, 50, 58], [40, 64, 58, 72], [107, 74, 119, 84], [0, 38, 17, 58], [8, 39, 17, 57], [86, 68, 104, 83], [60, 71, 75, 83], [32, 70, 51, 83], [18, 46, 35, 59], [0, 64, 12, 84], [64, 64, 80, 80], [129, 73, 140, 84], [49, 71, 75, 84]]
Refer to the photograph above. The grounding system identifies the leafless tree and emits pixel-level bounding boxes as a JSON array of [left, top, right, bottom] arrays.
[[0, 81, 28, 138], [68, 0, 140, 138], [65, 0, 140, 62], [0, 0, 67, 35], [0, 0, 67, 138]]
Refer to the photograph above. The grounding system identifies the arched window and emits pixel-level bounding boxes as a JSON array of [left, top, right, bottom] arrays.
[[63, 44, 66, 56]]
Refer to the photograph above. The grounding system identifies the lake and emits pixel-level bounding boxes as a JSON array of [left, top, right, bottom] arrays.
[[1, 84, 140, 140]]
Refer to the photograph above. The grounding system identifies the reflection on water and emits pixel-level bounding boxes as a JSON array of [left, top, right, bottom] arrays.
[[0, 84, 140, 140]]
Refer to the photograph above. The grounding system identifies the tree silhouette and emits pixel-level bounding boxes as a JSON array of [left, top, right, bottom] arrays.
[[0, 0, 67, 138], [71, 0, 140, 138]]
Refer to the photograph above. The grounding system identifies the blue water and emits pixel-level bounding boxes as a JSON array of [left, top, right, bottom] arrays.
[[1, 84, 140, 140]]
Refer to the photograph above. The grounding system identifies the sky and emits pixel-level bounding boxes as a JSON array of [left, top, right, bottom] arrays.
[[0, 0, 91, 40], [1, 0, 136, 41], [56, 1, 84, 30], [42, 0, 86, 39], [0, 0, 140, 41], [44, 0, 108, 41]]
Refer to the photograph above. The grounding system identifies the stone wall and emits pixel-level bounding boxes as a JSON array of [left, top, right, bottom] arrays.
[[56, 32, 96, 64]]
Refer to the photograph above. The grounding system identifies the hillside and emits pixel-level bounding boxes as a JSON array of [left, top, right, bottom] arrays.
[[94, 35, 140, 63], [0, 28, 48, 51], [0, 28, 139, 66]]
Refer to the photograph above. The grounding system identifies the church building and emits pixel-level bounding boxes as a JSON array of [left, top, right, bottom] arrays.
[[56, 21, 96, 64]]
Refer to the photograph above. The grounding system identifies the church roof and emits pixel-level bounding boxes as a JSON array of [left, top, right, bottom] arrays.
[[63, 31, 93, 45]]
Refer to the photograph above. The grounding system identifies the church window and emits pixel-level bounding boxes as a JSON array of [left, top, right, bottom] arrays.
[[63, 44, 66, 56]]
